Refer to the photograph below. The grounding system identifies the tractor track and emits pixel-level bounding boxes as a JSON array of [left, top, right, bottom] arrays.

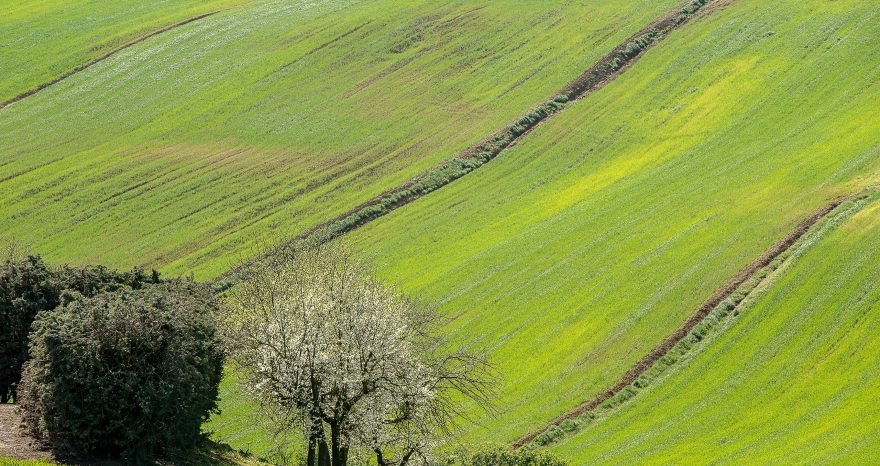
[[511, 195, 851, 448], [0, 12, 219, 110]]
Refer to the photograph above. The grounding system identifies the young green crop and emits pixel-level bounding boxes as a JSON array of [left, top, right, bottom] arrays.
[[552, 192, 880, 463], [6, 0, 880, 459], [0, 0, 682, 280], [0, 0, 247, 104], [347, 0, 880, 446]]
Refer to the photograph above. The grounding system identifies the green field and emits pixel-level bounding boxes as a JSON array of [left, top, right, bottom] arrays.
[[0, 0, 682, 279], [4, 0, 880, 463], [553, 191, 880, 463], [347, 0, 880, 448], [0, 0, 248, 104]]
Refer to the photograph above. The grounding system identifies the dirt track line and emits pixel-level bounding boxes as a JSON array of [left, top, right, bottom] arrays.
[[511, 196, 850, 448], [0, 12, 218, 110], [218, 0, 720, 282]]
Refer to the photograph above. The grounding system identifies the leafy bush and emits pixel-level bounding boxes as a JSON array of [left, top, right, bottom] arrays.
[[559, 419, 579, 433], [55, 263, 160, 297], [0, 255, 57, 403], [681, 0, 709, 15], [451, 445, 568, 466], [0, 255, 160, 404], [19, 282, 225, 460], [533, 424, 567, 446]]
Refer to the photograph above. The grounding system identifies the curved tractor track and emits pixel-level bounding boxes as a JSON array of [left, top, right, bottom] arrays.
[[512, 195, 852, 448], [0, 12, 219, 110]]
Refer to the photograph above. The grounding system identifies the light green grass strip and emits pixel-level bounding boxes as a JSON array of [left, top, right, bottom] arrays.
[[0, 0, 249, 104]]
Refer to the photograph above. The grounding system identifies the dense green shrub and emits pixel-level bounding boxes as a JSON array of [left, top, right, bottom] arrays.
[[451, 445, 568, 466], [19, 282, 224, 460], [0, 255, 57, 403], [0, 255, 160, 404], [681, 0, 709, 15], [55, 263, 159, 297]]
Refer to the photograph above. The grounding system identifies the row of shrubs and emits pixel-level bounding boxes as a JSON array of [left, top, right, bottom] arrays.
[[316, 1, 715, 246], [605, 0, 710, 73], [449, 445, 567, 466], [1, 254, 224, 461], [323, 95, 570, 240], [681, 0, 710, 16]]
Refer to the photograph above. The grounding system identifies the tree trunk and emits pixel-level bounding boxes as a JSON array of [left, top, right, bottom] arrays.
[[318, 437, 331, 466], [307, 424, 317, 466], [329, 422, 348, 466]]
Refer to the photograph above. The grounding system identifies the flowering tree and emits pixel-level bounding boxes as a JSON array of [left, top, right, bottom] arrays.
[[220, 244, 493, 466]]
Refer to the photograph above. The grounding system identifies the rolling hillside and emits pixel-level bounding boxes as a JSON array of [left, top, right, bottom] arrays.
[[553, 190, 880, 463], [4, 0, 880, 463], [347, 0, 880, 448], [0, 0, 683, 279]]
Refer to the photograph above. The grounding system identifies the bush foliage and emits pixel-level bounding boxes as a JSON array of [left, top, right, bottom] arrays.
[[451, 445, 568, 466], [0, 256, 57, 403], [19, 282, 225, 459], [0, 255, 160, 403]]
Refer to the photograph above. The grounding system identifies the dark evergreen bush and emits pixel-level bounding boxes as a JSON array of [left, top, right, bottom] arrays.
[[19, 282, 225, 460], [0, 255, 57, 403], [0, 255, 160, 404]]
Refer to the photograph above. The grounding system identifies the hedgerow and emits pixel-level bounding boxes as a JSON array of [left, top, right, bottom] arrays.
[[450, 445, 568, 466], [321, 96, 570, 240], [299, 0, 714, 249]]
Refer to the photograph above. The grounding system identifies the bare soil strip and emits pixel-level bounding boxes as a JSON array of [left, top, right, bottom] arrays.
[[0, 12, 218, 110], [0, 404, 52, 461], [220, 0, 721, 282], [511, 196, 849, 448]]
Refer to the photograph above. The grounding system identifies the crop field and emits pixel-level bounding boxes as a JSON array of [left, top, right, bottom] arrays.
[[554, 191, 880, 463], [5, 0, 880, 464], [347, 0, 880, 449], [0, 0, 683, 279], [0, 0, 247, 104]]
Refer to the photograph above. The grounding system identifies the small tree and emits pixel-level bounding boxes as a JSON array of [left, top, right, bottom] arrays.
[[221, 243, 493, 466], [19, 282, 225, 460]]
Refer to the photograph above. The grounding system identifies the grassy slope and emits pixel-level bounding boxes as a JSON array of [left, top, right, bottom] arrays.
[[0, 0, 248, 104], [555, 192, 880, 463], [206, 371, 304, 464], [347, 0, 880, 445], [0, 0, 682, 279]]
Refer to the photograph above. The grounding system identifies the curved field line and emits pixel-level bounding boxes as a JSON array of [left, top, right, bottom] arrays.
[[511, 195, 852, 448], [0, 12, 219, 110], [219, 0, 724, 282]]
